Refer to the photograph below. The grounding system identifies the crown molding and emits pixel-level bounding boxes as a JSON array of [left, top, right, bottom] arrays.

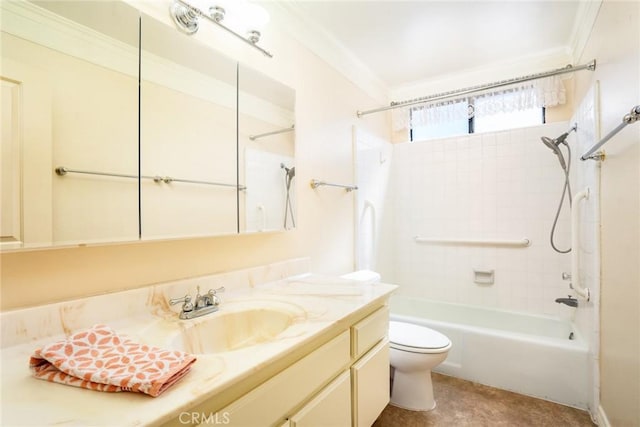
[[1, 0, 139, 77], [568, 0, 603, 62], [267, 2, 389, 105]]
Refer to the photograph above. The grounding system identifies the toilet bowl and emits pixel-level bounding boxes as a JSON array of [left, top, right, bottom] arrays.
[[389, 320, 451, 411]]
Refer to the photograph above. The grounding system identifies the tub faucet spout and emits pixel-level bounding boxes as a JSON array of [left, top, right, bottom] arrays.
[[555, 295, 578, 308]]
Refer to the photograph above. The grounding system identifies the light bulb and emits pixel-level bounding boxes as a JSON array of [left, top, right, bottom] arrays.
[[244, 2, 270, 33]]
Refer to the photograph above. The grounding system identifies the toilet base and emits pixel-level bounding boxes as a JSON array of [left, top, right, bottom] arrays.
[[390, 369, 436, 411]]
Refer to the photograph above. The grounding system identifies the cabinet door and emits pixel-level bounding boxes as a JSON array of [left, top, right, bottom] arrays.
[[219, 331, 350, 427], [290, 371, 351, 427], [351, 340, 390, 427]]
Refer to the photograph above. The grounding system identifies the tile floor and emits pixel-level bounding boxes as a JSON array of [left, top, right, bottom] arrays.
[[373, 373, 595, 427]]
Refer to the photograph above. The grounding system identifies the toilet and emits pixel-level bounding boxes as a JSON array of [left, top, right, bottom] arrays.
[[341, 270, 452, 411], [389, 320, 451, 411]]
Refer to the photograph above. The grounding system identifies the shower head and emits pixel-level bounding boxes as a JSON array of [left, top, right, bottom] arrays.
[[540, 125, 576, 171], [540, 135, 560, 150], [540, 136, 567, 170], [281, 163, 294, 178]]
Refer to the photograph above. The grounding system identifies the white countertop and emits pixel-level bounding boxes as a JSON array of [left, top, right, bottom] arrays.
[[0, 273, 396, 426]]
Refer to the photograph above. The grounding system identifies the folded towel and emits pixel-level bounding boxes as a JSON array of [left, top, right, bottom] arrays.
[[29, 324, 196, 397]]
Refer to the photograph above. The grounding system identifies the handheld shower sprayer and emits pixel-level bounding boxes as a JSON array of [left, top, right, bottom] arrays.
[[540, 124, 577, 254], [541, 136, 567, 169], [281, 163, 296, 228], [540, 124, 577, 170], [280, 163, 295, 188]]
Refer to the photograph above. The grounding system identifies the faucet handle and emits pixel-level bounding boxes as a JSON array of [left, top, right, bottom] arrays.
[[169, 294, 194, 312], [206, 287, 224, 306]]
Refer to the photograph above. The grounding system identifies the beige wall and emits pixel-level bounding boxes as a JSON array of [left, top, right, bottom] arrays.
[[572, 1, 640, 424], [0, 2, 388, 310]]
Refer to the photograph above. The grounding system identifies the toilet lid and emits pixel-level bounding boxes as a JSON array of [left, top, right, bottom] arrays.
[[389, 321, 450, 350]]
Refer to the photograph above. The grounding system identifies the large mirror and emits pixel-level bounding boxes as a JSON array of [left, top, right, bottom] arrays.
[[1, 1, 296, 251], [238, 65, 296, 232], [139, 14, 238, 239], [1, 1, 140, 249]]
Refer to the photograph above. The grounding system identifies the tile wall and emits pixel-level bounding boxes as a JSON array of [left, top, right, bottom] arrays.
[[382, 122, 579, 318]]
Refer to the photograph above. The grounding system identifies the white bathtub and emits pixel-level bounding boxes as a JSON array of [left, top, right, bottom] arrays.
[[389, 295, 589, 409]]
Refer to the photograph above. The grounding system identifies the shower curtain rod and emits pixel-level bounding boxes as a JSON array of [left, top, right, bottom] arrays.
[[356, 59, 597, 117]]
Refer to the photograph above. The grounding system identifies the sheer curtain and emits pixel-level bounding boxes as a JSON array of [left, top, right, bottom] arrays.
[[392, 75, 567, 132]]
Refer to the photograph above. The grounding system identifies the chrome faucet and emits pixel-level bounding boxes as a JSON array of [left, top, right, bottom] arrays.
[[170, 286, 224, 319], [555, 295, 578, 308]]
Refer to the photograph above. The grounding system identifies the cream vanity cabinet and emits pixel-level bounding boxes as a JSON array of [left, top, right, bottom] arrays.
[[350, 307, 391, 427], [171, 305, 390, 427]]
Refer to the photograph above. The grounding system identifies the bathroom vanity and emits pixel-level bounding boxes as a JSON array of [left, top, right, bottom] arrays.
[[0, 259, 396, 426]]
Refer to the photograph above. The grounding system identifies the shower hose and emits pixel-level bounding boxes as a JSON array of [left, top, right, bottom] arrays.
[[550, 144, 572, 254]]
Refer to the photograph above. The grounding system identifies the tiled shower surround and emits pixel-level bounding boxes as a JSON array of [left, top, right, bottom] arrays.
[[383, 122, 579, 318]]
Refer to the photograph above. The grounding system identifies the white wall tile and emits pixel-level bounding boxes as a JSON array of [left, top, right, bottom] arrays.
[[382, 122, 577, 317]]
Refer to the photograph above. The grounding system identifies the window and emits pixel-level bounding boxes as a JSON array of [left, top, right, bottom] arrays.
[[473, 106, 544, 134], [410, 103, 469, 141], [409, 87, 545, 142]]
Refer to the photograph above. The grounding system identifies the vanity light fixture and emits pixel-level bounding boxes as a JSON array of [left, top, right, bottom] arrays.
[[169, 0, 273, 58]]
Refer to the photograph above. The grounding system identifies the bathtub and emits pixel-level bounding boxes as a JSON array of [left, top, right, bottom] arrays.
[[389, 295, 589, 409]]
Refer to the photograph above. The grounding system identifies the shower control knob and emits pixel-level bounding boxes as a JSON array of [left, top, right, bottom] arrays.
[[562, 272, 572, 280]]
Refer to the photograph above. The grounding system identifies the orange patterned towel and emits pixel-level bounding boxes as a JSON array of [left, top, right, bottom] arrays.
[[29, 324, 196, 397]]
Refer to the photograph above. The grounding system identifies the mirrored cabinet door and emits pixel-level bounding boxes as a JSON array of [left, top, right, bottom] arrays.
[[139, 14, 239, 240], [1, 1, 140, 249], [238, 65, 296, 233]]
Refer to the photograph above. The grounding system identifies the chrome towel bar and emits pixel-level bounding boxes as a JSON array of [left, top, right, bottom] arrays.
[[249, 125, 295, 141], [55, 166, 245, 190], [310, 179, 358, 192]]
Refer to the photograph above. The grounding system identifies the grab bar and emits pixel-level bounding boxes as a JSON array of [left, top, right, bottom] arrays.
[[571, 187, 591, 300], [414, 236, 530, 247], [55, 166, 245, 190], [581, 105, 640, 161], [310, 179, 358, 192]]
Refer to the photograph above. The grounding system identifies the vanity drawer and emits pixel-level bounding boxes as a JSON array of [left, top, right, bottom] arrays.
[[351, 306, 389, 359], [220, 330, 350, 427]]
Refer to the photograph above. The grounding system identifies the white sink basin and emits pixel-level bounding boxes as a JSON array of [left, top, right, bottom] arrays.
[[143, 300, 307, 354]]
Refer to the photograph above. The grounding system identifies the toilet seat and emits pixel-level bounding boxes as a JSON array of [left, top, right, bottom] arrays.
[[389, 321, 451, 354]]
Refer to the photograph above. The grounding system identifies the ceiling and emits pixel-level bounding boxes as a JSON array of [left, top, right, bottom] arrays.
[[287, 1, 583, 91]]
